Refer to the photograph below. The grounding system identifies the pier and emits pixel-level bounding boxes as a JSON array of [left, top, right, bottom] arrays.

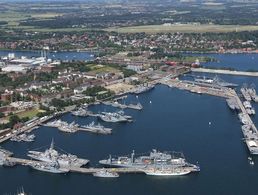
[[232, 90, 258, 132], [231, 90, 258, 154], [5, 157, 198, 175], [191, 68, 258, 77], [6, 157, 144, 174], [160, 79, 235, 98]]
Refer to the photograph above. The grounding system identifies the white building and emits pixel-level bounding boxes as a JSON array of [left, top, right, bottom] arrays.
[[126, 64, 143, 72], [1, 65, 28, 73]]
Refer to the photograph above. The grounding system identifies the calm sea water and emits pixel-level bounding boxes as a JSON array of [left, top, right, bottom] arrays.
[[195, 53, 258, 71], [0, 53, 258, 194]]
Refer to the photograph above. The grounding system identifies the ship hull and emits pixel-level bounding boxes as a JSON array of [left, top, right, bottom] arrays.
[[30, 165, 69, 174], [144, 170, 191, 176], [93, 173, 119, 178]]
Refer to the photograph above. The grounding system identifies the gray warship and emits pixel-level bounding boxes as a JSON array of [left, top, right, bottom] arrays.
[[99, 149, 199, 171], [82, 121, 112, 134], [27, 140, 89, 167], [29, 161, 70, 174], [98, 111, 129, 123], [226, 98, 240, 110]]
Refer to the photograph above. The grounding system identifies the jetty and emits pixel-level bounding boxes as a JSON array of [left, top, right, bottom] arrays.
[[191, 68, 258, 77], [4, 157, 198, 175], [160, 79, 235, 98], [233, 91, 258, 132], [5, 157, 144, 174]]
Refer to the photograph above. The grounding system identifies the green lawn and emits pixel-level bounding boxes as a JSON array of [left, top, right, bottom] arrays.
[[16, 109, 42, 119]]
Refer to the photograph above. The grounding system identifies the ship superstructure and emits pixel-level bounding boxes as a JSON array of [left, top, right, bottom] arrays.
[[27, 140, 89, 168]]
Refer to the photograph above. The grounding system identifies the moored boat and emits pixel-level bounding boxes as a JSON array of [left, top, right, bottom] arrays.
[[27, 140, 89, 167], [29, 161, 70, 174], [93, 169, 119, 178]]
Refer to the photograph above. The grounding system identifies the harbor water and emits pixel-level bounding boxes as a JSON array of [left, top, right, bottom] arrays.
[[196, 53, 258, 71], [0, 53, 258, 194]]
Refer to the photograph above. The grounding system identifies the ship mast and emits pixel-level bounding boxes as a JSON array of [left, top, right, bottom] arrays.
[[131, 150, 135, 163], [50, 138, 55, 150]]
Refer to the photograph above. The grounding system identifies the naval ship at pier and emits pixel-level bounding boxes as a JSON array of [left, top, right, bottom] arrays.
[[99, 149, 200, 172], [27, 140, 89, 168]]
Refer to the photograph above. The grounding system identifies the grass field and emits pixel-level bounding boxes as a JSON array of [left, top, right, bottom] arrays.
[[2, 109, 44, 123], [106, 24, 258, 34], [16, 109, 42, 119], [89, 65, 120, 74]]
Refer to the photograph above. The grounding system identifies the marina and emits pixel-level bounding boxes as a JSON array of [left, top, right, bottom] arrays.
[[0, 51, 258, 195], [1, 82, 258, 194]]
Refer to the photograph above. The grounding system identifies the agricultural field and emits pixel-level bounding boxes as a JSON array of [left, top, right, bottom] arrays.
[[106, 24, 258, 34]]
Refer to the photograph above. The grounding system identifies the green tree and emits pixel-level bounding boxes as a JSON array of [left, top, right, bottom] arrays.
[[9, 114, 20, 127]]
